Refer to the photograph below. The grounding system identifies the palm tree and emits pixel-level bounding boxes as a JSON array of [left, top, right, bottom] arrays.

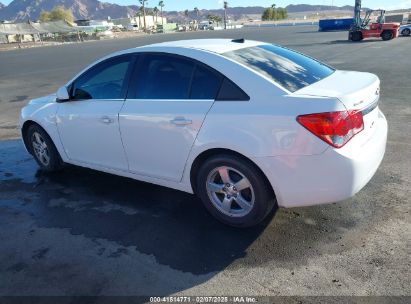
[[139, 0, 148, 32], [194, 7, 199, 20], [223, 1, 228, 29], [153, 6, 159, 24], [159, 1, 165, 26]]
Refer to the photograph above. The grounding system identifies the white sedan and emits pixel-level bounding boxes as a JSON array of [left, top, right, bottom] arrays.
[[20, 39, 387, 227], [400, 24, 411, 36]]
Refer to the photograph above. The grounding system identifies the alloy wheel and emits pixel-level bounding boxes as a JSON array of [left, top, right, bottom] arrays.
[[206, 166, 255, 217], [31, 132, 50, 167]]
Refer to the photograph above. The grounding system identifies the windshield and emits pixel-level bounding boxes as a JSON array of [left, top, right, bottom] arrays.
[[223, 44, 335, 92]]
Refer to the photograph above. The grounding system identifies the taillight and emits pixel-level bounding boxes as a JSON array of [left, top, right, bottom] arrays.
[[297, 110, 364, 148]]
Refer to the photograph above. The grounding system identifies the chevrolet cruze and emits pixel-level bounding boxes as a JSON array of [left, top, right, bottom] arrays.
[[20, 39, 387, 227]]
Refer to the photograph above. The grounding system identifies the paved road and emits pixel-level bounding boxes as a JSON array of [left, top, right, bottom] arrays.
[[0, 27, 410, 298]]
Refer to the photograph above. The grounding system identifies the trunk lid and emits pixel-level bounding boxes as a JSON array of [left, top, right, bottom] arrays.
[[294, 70, 380, 146]]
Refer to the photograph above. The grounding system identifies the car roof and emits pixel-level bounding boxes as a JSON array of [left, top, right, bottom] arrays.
[[136, 39, 267, 54]]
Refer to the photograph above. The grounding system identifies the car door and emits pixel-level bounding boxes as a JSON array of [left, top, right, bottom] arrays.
[[56, 54, 135, 171], [119, 53, 223, 182]]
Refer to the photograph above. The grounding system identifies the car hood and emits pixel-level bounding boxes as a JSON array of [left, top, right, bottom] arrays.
[[28, 94, 57, 105]]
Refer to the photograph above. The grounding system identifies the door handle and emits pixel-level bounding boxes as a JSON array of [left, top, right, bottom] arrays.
[[100, 116, 114, 124], [170, 117, 192, 126]]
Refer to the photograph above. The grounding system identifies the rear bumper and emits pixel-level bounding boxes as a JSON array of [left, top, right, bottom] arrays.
[[253, 110, 388, 208]]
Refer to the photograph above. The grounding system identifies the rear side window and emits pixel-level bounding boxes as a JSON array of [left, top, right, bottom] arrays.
[[217, 78, 250, 101], [223, 44, 334, 92]]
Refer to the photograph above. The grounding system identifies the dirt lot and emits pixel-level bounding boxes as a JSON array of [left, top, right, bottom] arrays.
[[0, 26, 410, 300]]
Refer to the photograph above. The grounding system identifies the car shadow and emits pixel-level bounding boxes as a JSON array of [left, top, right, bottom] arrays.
[[0, 139, 373, 295]]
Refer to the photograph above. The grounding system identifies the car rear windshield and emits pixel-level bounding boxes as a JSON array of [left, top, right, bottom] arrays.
[[223, 44, 335, 92]]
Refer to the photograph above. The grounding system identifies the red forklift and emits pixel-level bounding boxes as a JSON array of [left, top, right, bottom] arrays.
[[349, 0, 400, 41]]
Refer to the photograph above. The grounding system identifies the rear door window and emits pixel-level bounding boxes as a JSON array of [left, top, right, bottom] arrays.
[[133, 54, 195, 99], [190, 64, 223, 99]]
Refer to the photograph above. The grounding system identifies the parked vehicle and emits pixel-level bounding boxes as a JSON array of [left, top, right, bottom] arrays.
[[400, 24, 411, 36], [20, 39, 387, 227], [349, 1, 400, 41]]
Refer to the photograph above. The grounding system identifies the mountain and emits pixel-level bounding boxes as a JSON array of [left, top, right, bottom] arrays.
[[0, 1, 361, 22], [0, 2, 5, 10], [285, 4, 359, 13], [0, 0, 138, 21]]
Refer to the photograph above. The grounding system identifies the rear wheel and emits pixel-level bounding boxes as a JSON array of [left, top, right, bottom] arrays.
[[196, 154, 277, 227], [350, 31, 363, 42], [27, 124, 63, 171], [402, 28, 410, 36], [381, 30, 394, 41]]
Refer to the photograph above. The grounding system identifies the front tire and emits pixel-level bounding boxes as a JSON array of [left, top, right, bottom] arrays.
[[27, 124, 63, 171], [402, 28, 410, 36], [196, 154, 277, 227], [381, 30, 393, 41], [350, 31, 362, 41]]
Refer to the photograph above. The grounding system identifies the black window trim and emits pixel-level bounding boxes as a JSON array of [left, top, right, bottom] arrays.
[[68, 53, 138, 101], [126, 51, 249, 102]]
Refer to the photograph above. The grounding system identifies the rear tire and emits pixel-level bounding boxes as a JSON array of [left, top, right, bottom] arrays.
[[196, 154, 277, 228], [402, 28, 410, 36], [27, 124, 63, 172], [350, 31, 362, 42], [381, 30, 393, 41]]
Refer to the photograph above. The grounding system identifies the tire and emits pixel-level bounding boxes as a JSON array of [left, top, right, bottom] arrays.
[[381, 30, 393, 41], [27, 124, 63, 171], [402, 28, 411, 36], [350, 31, 362, 41], [196, 154, 277, 228]]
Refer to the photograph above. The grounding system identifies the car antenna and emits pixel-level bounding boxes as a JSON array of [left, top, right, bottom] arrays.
[[231, 38, 245, 43]]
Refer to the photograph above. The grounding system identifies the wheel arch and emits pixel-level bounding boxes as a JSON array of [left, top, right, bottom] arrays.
[[21, 120, 41, 154], [189, 148, 276, 200], [21, 120, 55, 155]]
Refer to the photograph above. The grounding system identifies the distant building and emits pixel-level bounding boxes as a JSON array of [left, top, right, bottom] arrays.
[[385, 13, 407, 24], [112, 16, 167, 29]]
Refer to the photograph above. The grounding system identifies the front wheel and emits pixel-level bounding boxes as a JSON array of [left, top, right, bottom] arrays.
[[350, 31, 362, 41], [196, 154, 277, 227], [27, 124, 63, 171], [381, 30, 394, 41], [402, 28, 411, 36]]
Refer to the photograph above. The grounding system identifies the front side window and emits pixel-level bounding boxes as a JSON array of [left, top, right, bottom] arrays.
[[223, 44, 334, 92], [71, 55, 133, 100]]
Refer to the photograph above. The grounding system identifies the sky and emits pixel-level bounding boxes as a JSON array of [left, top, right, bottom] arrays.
[[1, 0, 410, 11]]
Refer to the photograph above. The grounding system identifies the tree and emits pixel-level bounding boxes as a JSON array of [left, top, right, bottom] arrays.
[[39, 6, 74, 23], [153, 6, 159, 23], [139, 0, 148, 32], [207, 14, 222, 27], [194, 7, 199, 20], [261, 5, 287, 21], [184, 9, 189, 19], [223, 1, 228, 29], [159, 1, 165, 26]]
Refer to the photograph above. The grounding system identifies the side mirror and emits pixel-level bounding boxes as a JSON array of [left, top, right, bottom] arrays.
[[56, 86, 70, 102]]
